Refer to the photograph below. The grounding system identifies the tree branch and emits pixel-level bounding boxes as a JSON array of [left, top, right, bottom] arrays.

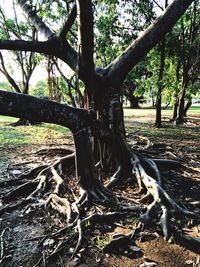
[[76, 0, 95, 85], [0, 39, 78, 72], [17, 0, 78, 71], [106, 0, 195, 87], [18, 0, 55, 40], [0, 52, 21, 93], [59, 4, 77, 39], [0, 90, 90, 132]]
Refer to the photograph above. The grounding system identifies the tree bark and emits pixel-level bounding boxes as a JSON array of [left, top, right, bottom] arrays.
[[154, 0, 168, 128], [129, 96, 140, 108], [0, 0, 195, 191], [171, 95, 179, 121], [183, 99, 192, 117], [0, 90, 90, 132], [154, 37, 166, 128], [176, 74, 189, 125]]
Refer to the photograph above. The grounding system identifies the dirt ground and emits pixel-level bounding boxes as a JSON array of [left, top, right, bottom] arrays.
[[0, 111, 200, 267]]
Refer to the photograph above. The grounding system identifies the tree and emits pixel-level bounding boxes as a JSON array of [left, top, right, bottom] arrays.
[[0, 0, 198, 260], [167, 0, 200, 124], [153, 0, 168, 127], [0, 2, 42, 125]]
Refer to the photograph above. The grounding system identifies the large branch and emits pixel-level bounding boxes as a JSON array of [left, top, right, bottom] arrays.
[[18, 0, 55, 40], [17, 0, 78, 71], [76, 0, 95, 85], [106, 0, 195, 86], [0, 39, 78, 72], [0, 52, 21, 93], [0, 90, 90, 132]]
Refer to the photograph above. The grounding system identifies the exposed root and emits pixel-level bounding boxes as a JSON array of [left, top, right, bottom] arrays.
[[152, 158, 182, 169], [0, 199, 32, 216], [51, 167, 64, 194], [73, 219, 83, 254], [106, 165, 123, 188], [1, 143, 199, 264], [76, 184, 118, 206], [45, 193, 74, 224], [131, 153, 200, 239]]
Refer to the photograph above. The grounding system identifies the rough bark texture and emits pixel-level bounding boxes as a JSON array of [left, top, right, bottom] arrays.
[[0, 90, 90, 132]]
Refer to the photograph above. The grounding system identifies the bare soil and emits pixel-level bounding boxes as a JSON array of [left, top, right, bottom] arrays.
[[0, 112, 200, 267]]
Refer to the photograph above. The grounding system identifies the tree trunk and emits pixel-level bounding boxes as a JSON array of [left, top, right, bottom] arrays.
[[129, 96, 140, 108], [176, 75, 189, 125], [154, 38, 166, 128], [171, 95, 179, 121], [183, 99, 192, 117]]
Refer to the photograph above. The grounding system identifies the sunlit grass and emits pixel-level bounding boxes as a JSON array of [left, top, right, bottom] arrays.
[[124, 105, 200, 117], [0, 116, 17, 123], [124, 106, 200, 140], [0, 121, 69, 146]]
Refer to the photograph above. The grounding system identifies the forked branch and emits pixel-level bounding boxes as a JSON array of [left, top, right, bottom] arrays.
[[107, 0, 195, 86]]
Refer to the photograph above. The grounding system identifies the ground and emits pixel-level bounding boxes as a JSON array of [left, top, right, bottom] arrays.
[[0, 106, 200, 267]]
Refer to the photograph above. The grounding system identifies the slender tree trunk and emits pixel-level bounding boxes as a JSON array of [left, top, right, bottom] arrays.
[[154, 38, 166, 128], [176, 75, 189, 125], [171, 95, 179, 121], [183, 99, 192, 117], [154, 0, 168, 128]]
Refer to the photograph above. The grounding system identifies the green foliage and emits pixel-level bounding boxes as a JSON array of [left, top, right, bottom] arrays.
[[94, 1, 155, 67], [0, 81, 13, 91], [30, 80, 48, 99]]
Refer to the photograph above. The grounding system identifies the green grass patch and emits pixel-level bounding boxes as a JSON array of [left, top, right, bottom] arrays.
[[0, 116, 17, 123], [124, 105, 200, 118], [0, 122, 69, 147]]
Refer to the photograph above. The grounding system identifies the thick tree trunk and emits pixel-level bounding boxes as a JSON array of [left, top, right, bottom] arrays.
[[93, 84, 132, 185]]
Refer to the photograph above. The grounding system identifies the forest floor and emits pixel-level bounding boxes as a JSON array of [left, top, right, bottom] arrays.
[[0, 107, 200, 267]]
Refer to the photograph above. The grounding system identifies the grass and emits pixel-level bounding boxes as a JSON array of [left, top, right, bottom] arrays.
[[0, 118, 70, 171], [0, 119, 69, 147], [124, 105, 200, 117], [0, 116, 17, 123], [124, 106, 200, 141], [0, 104, 199, 147]]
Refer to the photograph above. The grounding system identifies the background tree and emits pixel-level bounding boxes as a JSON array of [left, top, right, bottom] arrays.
[[154, 0, 168, 128], [0, 2, 42, 124], [167, 0, 200, 124]]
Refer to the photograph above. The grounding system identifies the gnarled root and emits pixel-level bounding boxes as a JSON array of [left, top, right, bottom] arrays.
[[45, 193, 74, 224], [131, 154, 200, 240]]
